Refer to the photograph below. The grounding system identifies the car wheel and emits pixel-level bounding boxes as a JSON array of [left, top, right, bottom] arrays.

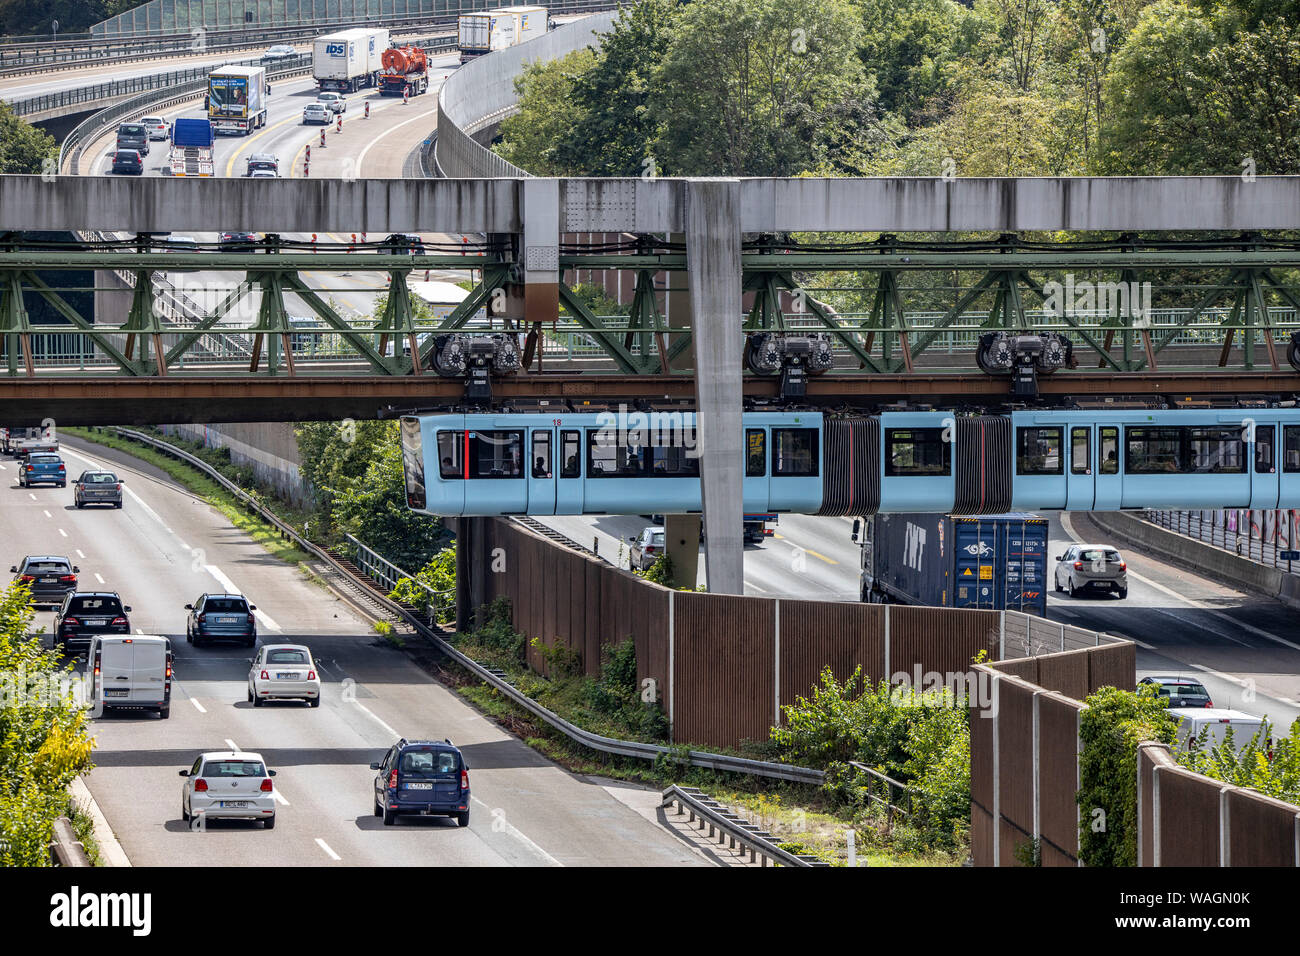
[[247, 686, 254, 703], [1053, 574, 1062, 593], [114, 501, 122, 509], [263, 815, 275, 830], [252, 693, 262, 708], [309, 696, 321, 708], [186, 628, 192, 644], [182, 801, 190, 823], [455, 811, 470, 828], [383, 807, 397, 826], [1068, 577, 1079, 598], [1118, 587, 1128, 599], [75, 500, 83, 509], [245, 637, 255, 648], [158, 705, 169, 720]]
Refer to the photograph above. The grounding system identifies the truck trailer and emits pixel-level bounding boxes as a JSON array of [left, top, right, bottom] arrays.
[[169, 117, 214, 175], [207, 65, 267, 135], [458, 5, 548, 62], [379, 45, 429, 97], [854, 512, 1049, 615], [313, 27, 390, 93]]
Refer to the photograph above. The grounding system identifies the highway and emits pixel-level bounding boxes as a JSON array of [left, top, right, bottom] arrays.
[[0, 437, 708, 866], [540, 510, 1300, 733]]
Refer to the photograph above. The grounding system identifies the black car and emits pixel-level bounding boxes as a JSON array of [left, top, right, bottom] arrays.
[[54, 592, 131, 651], [377, 233, 425, 255], [370, 738, 470, 827], [1139, 676, 1215, 708], [186, 592, 257, 646], [218, 231, 258, 250], [11, 555, 79, 606], [243, 153, 278, 177], [111, 149, 144, 175]]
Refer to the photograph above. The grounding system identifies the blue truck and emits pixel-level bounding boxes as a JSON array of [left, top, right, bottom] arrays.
[[853, 512, 1049, 616], [169, 117, 214, 176], [19, 452, 67, 488]]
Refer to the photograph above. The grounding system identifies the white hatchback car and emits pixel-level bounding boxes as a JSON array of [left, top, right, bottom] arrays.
[[179, 751, 277, 828], [316, 92, 346, 113], [249, 643, 321, 707]]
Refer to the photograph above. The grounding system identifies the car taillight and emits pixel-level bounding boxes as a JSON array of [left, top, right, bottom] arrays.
[[645, 546, 656, 553], [1073, 561, 1083, 570], [59, 575, 76, 583], [19, 575, 33, 583], [110, 617, 127, 626], [194, 779, 208, 792], [57, 465, 65, 472], [197, 613, 205, 624], [260, 778, 273, 792], [260, 670, 269, 680], [115, 483, 122, 491], [63, 617, 79, 627], [307, 670, 316, 681], [1118, 562, 1126, 571], [388, 769, 398, 790], [25, 465, 32, 471], [1206, 701, 1215, 708], [460, 770, 469, 790]]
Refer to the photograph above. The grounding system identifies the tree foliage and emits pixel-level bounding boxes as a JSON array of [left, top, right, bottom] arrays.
[[0, 102, 57, 174], [495, 48, 598, 174]]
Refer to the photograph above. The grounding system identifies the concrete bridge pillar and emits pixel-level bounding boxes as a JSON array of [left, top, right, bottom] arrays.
[[686, 180, 744, 595]]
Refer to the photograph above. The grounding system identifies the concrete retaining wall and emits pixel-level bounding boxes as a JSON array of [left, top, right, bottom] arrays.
[[1088, 511, 1300, 610], [159, 421, 311, 507]]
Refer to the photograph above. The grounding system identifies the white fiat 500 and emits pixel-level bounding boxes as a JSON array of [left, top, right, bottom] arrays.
[[179, 752, 277, 828], [249, 643, 321, 707]]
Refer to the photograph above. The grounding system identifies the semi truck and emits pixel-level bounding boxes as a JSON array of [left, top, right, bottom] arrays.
[[457, 5, 548, 63], [853, 512, 1049, 616], [207, 65, 267, 135], [169, 117, 214, 176], [313, 27, 389, 93], [379, 45, 429, 97]]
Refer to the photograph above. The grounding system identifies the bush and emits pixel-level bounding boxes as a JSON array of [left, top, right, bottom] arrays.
[[469, 598, 525, 666], [389, 546, 456, 623]]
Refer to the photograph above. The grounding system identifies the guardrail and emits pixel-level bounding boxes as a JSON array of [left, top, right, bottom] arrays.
[[344, 533, 455, 622], [847, 761, 913, 818], [100, 427, 825, 786], [661, 786, 830, 867]]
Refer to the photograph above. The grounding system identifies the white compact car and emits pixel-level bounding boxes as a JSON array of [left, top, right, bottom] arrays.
[[302, 103, 330, 125], [316, 92, 346, 113], [249, 643, 321, 707], [179, 751, 277, 828]]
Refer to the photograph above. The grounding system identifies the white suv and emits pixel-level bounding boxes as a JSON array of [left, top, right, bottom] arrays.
[[180, 751, 277, 828]]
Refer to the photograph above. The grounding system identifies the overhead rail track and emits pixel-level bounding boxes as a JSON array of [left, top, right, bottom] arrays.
[[95, 427, 827, 786]]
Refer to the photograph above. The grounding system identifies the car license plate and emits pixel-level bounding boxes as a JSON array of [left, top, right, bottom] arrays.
[[276, 672, 296, 680], [85, 619, 106, 626], [221, 801, 249, 809], [218, 616, 239, 624], [104, 689, 128, 698], [406, 782, 433, 790], [41, 577, 58, 584]]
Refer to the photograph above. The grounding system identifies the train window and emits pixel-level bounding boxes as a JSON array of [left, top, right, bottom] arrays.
[[1070, 427, 1090, 475], [560, 430, 581, 478], [650, 444, 700, 477], [531, 431, 551, 479], [1255, 425, 1275, 474], [1016, 427, 1063, 475], [1100, 428, 1118, 474], [436, 429, 462, 480], [746, 429, 766, 477], [401, 417, 427, 507], [468, 430, 523, 479], [1126, 426, 1183, 474], [1187, 427, 1244, 473], [884, 428, 949, 476], [1285, 426, 1300, 473], [585, 429, 646, 478], [772, 428, 819, 477]]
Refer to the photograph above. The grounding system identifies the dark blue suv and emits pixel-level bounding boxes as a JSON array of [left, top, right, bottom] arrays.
[[370, 739, 469, 827]]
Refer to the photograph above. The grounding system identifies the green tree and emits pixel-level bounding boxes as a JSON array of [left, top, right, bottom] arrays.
[[650, 0, 866, 175], [855, 0, 970, 122], [329, 438, 444, 569], [494, 48, 597, 175], [0, 102, 57, 174], [295, 418, 399, 534]]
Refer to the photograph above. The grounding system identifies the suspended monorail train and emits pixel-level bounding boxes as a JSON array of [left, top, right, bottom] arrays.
[[398, 408, 1300, 517]]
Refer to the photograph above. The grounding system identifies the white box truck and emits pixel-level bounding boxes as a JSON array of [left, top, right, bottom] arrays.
[[1170, 708, 1268, 750], [207, 65, 267, 135], [458, 5, 548, 63], [314, 27, 390, 92]]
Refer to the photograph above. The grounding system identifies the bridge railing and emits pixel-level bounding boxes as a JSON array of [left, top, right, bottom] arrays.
[[344, 533, 455, 623]]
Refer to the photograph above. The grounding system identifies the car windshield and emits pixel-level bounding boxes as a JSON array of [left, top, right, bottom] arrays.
[[202, 760, 265, 777], [266, 649, 309, 664], [119, 125, 143, 135], [68, 596, 122, 614], [1159, 682, 1208, 697], [29, 454, 59, 463], [205, 598, 248, 612], [25, 560, 69, 573], [400, 750, 457, 774], [1079, 549, 1120, 562], [141, 117, 160, 124], [83, 473, 116, 484], [116, 151, 137, 160]]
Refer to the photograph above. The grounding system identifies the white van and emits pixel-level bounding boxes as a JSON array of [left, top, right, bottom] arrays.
[[1170, 708, 1267, 750], [87, 635, 173, 719]]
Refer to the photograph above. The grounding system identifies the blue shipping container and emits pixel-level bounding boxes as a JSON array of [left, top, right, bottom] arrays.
[[863, 513, 1048, 616]]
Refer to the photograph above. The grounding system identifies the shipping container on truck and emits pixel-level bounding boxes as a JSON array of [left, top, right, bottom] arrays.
[[313, 27, 389, 92], [207, 65, 267, 135], [854, 512, 1049, 616], [457, 5, 548, 62], [169, 117, 214, 176]]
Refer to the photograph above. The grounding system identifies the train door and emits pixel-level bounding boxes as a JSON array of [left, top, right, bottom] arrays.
[[1093, 425, 1122, 510], [528, 428, 557, 515], [555, 428, 584, 514], [1065, 425, 1095, 510], [1250, 422, 1279, 509], [1009, 414, 1066, 510], [461, 421, 528, 514], [742, 426, 770, 512], [1279, 424, 1300, 510]]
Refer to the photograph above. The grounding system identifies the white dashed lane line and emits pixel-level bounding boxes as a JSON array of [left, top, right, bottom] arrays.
[[58, 529, 67, 538], [190, 698, 207, 714], [94, 573, 105, 584], [43, 509, 51, 518], [314, 838, 341, 861], [204, 564, 281, 632]]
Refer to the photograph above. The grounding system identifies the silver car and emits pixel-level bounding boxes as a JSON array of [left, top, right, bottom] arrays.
[[627, 526, 666, 571], [180, 751, 277, 828], [316, 92, 346, 113], [1054, 544, 1128, 598], [249, 643, 321, 707], [302, 102, 331, 125], [73, 470, 123, 509]]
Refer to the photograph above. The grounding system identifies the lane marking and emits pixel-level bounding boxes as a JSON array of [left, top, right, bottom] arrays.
[[43, 509, 51, 518], [470, 796, 563, 866], [354, 103, 440, 173], [58, 528, 67, 538], [190, 697, 207, 713], [28, 493, 35, 500], [1059, 512, 1300, 652], [272, 788, 289, 806], [203, 564, 281, 631], [351, 698, 400, 738], [224, 738, 240, 751], [314, 838, 341, 861], [94, 573, 105, 585], [76, 549, 85, 559], [804, 548, 838, 566], [61, 446, 171, 529]]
